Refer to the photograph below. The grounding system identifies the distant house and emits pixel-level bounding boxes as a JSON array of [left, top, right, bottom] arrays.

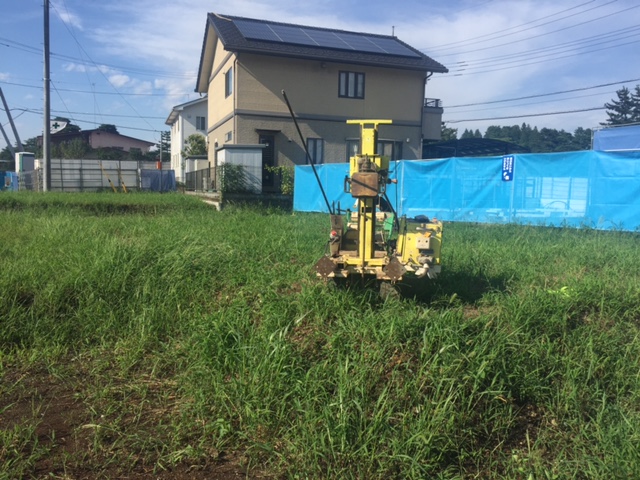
[[195, 13, 447, 192], [165, 96, 208, 182], [40, 129, 155, 154]]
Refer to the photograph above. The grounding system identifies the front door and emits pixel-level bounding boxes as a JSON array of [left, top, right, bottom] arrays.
[[259, 134, 275, 190]]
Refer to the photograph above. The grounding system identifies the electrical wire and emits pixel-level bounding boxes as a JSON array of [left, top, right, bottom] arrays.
[[14, 107, 163, 133], [445, 106, 606, 124], [0, 36, 196, 79], [0, 80, 191, 97], [421, 0, 603, 52], [450, 25, 640, 70], [446, 77, 640, 108], [428, 2, 639, 59]]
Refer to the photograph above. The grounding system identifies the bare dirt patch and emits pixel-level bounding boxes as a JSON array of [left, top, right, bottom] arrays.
[[1, 360, 268, 479]]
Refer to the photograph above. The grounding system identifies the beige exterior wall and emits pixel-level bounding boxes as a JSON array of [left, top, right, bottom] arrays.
[[235, 53, 424, 122], [207, 37, 235, 165], [202, 30, 440, 174]]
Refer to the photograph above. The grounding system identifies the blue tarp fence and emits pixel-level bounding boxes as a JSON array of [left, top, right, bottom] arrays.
[[294, 150, 640, 231], [593, 125, 640, 151], [140, 170, 176, 192]]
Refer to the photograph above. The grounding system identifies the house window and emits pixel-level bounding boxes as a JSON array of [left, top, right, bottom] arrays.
[[346, 140, 359, 161], [196, 116, 206, 131], [339, 71, 365, 99], [307, 138, 324, 164], [377, 140, 403, 161], [225, 131, 233, 142], [345, 139, 403, 161], [225, 67, 233, 97]]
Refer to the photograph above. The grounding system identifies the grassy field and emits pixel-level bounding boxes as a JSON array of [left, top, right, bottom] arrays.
[[1, 192, 639, 479]]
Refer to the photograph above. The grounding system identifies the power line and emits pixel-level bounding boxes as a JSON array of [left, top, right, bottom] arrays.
[[431, 4, 640, 60], [49, 2, 159, 136], [445, 106, 606, 124], [450, 25, 640, 70], [446, 77, 640, 108], [451, 91, 609, 115], [0, 80, 191, 97], [0, 36, 196, 79], [443, 37, 640, 76], [13, 106, 165, 120], [422, 0, 606, 52], [16, 107, 164, 133]]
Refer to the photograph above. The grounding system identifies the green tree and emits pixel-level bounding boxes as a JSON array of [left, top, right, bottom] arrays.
[[97, 124, 119, 134], [632, 85, 640, 123], [182, 133, 207, 157], [49, 138, 89, 159], [441, 122, 457, 141], [460, 128, 475, 139], [602, 86, 635, 125], [572, 127, 593, 150]]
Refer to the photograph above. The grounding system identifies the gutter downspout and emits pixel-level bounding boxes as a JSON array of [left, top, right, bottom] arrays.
[[233, 56, 238, 144], [420, 72, 433, 156]]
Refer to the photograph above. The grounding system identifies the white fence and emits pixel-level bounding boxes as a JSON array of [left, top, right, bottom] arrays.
[[15, 159, 169, 192]]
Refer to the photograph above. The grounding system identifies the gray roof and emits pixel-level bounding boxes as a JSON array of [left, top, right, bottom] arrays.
[[165, 96, 207, 125], [204, 13, 447, 73]]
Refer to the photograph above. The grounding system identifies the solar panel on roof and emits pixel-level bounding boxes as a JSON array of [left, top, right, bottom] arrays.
[[306, 29, 351, 50], [270, 25, 319, 47], [337, 32, 386, 54], [371, 37, 420, 57], [235, 19, 279, 42], [234, 19, 421, 58]]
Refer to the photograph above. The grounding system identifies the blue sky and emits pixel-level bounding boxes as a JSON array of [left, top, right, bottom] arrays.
[[2, 0, 640, 151]]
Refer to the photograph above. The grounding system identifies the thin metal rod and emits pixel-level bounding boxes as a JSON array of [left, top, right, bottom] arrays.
[[0, 122, 15, 157], [43, 0, 51, 191], [0, 87, 23, 152], [281, 89, 333, 214]]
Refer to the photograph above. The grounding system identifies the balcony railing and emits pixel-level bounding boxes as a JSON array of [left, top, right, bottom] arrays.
[[424, 98, 443, 108]]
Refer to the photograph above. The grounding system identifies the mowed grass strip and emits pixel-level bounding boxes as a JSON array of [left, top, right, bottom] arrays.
[[1, 192, 639, 479]]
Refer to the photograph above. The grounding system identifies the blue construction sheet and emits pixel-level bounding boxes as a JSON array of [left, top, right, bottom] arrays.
[[140, 170, 176, 192], [294, 150, 640, 231], [593, 125, 640, 152]]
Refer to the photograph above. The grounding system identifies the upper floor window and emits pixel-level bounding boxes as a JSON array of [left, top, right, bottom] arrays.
[[225, 67, 233, 98], [196, 116, 206, 131], [339, 71, 365, 99], [307, 138, 324, 164], [346, 140, 359, 161], [345, 139, 403, 161]]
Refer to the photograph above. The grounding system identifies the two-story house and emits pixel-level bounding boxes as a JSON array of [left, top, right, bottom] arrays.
[[195, 13, 447, 192], [165, 96, 208, 183]]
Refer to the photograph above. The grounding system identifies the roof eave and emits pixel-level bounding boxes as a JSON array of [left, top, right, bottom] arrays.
[[195, 16, 217, 93]]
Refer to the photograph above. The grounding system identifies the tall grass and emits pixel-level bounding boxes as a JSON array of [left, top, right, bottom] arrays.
[[1, 192, 639, 478]]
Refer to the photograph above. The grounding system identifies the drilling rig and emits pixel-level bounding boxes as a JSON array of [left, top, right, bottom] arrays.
[[282, 91, 443, 289], [314, 120, 443, 284]]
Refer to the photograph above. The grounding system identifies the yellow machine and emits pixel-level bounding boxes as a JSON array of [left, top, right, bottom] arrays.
[[314, 120, 443, 284], [281, 90, 442, 288]]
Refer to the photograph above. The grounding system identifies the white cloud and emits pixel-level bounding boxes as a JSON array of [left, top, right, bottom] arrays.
[[56, 9, 83, 30], [64, 63, 87, 73], [108, 74, 131, 88]]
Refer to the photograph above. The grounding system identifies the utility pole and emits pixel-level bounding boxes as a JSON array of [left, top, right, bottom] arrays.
[[43, 0, 51, 191], [0, 87, 24, 152]]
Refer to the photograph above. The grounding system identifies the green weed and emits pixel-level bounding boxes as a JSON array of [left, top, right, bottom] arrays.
[[1, 192, 639, 478]]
